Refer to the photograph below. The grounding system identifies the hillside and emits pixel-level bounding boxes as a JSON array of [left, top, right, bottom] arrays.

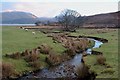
[[1, 11, 120, 28], [82, 11, 120, 28], [1, 11, 39, 24]]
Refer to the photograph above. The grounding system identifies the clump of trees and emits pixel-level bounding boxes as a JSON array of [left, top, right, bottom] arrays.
[[56, 9, 83, 31]]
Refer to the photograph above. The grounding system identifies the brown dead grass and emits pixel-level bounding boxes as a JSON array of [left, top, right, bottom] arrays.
[[46, 52, 62, 66], [25, 53, 39, 62], [76, 63, 90, 78], [29, 61, 41, 69], [2, 62, 15, 78], [96, 55, 106, 65], [5, 52, 21, 59], [38, 44, 52, 54]]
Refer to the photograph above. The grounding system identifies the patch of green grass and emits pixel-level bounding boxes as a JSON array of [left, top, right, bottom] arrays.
[[3, 27, 65, 54], [72, 29, 118, 78], [3, 57, 31, 74], [2, 26, 66, 74]]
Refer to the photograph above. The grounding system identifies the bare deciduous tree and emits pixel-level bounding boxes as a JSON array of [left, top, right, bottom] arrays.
[[56, 9, 81, 31]]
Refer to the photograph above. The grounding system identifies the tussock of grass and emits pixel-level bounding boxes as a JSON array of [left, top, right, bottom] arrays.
[[76, 63, 97, 79], [76, 63, 90, 78], [29, 61, 41, 70], [96, 55, 106, 65], [2, 62, 16, 78], [21, 49, 30, 57], [38, 43, 53, 54], [5, 52, 21, 59], [25, 53, 39, 62], [46, 52, 62, 66]]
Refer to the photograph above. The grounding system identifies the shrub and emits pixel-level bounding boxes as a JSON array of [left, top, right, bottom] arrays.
[[38, 44, 52, 54], [72, 41, 82, 52], [14, 52, 21, 59], [63, 40, 70, 48], [25, 53, 39, 62], [76, 63, 97, 79], [6, 52, 21, 59], [52, 35, 62, 43], [65, 47, 76, 57], [79, 39, 89, 50], [21, 49, 30, 57], [96, 55, 106, 65], [29, 61, 41, 69], [61, 53, 71, 62], [31, 48, 36, 54], [2, 62, 15, 78], [76, 63, 90, 78], [46, 53, 62, 66], [71, 38, 89, 52]]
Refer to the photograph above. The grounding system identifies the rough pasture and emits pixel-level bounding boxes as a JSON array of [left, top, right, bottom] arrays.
[[2, 26, 65, 75], [70, 28, 118, 78], [2, 26, 118, 79]]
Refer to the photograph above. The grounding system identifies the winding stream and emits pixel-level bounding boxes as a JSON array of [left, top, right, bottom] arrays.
[[19, 39, 103, 79], [87, 39, 103, 54]]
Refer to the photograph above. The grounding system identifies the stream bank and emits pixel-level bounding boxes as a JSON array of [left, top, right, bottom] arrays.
[[17, 38, 104, 80]]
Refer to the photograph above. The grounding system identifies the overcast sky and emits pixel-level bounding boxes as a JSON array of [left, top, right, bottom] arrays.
[[1, 0, 119, 17]]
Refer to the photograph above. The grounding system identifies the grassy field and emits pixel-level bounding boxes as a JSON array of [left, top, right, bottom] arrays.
[[70, 29, 118, 78], [2, 27, 118, 78], [2, 26, 66, 74]]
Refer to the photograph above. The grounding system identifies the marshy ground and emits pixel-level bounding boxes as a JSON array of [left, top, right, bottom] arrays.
[[1, 26, 119, 79]]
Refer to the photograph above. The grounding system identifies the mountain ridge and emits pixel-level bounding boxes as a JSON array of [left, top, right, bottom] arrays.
[[1, 11, 120, 28]]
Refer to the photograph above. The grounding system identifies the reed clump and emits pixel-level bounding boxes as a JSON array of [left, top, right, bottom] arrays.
[[46, 52, 62, 66], [38, 44, 52, 54], [2, 62, 15, 79], [96, 54, 106, 65]]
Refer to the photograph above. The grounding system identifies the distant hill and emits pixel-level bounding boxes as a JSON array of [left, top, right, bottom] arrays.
[[38, 17, 57, 22], [1, 11, 120, 28], [82, 11, 120, 28], [1, 11, 39, 24], [1, 11, 57, 24]]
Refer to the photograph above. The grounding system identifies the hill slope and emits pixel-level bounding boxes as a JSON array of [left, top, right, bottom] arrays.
[[1, 11, 39, 24], [82, 11, 120, 28]]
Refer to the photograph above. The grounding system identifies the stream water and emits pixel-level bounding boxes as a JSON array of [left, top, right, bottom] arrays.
[[19, 39, 103, 79], [87, 39, 103, 54]]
